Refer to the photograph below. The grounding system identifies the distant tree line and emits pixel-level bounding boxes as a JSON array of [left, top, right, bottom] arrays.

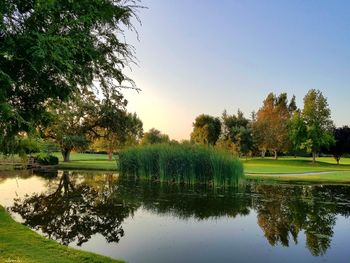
[[190, 89, 350, 164]]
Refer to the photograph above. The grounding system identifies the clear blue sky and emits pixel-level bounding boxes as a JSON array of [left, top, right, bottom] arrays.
[[123, 0, 350, 140]]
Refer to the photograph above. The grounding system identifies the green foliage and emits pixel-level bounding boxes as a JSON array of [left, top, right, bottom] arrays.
[[119, 144, 244, 186], [288, 110, 307, 153], [41, 140, 60, 155], [191, 114, 221, 145], [35, 153, 59, 165], [0, 0, 141, 149], [326, 126, 350, 164], [44, 90, 99, 161], [141, 128, 169, 145], [302, 89, 335, 161], [219, 110, 253, 157], [17, 137, 43, 156]]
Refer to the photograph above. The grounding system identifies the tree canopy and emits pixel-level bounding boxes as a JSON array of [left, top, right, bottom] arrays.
[[252, 93, 295, 159], [327, 126, 350, 164], [0, 0, 141, 151], [190, 114, 221, 146], [141, 128, 169, 145], [219, 110, 253, 157], [302, 89, 334, 162]]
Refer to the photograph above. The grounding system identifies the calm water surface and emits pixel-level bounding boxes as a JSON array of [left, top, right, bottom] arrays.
[[0, 170, 349, 263]]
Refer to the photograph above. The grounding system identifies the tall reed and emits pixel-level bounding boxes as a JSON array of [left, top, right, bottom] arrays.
[[119, 144, 244, 187]]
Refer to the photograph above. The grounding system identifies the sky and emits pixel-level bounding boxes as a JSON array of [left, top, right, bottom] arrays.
[[122, 0, 350, 140]]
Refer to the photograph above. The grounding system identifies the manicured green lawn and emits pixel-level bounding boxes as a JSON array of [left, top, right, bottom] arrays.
[[3, 152, 350, 183], [55, 152, 118, 171], [58, 160, 118, 170], [0, 206, 123, 263], [54, 152, 114, 161], [247, 171, 350, 184], [53, 154, 350, 183], [243, 157, 350, 183], [243, 157, 350, 174]]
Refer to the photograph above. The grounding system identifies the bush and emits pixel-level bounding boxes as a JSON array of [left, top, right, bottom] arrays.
[[35, 153, 59, 165], [119, 144, 244, 187]]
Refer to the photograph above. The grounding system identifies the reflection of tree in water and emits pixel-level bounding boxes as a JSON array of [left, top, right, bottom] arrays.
[[251, 183, 350, 256], [118, 180, 251, 220], [11, 171, 137, 246], [10, 173, 350, 256]]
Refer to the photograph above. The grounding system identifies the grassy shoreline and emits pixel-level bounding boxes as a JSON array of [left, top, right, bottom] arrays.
[[2, 153, 350, 183], [246, 171, 350, 184], [242, 157, 350, 183], [0, 206, 123, 263]]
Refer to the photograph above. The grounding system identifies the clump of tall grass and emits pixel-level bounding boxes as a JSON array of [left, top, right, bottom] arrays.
[[119, 144, 244, 187]]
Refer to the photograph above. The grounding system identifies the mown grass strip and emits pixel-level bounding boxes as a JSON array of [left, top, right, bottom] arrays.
[[0, 206, 123, 263]]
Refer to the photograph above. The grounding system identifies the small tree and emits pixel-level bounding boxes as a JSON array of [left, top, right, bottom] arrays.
[[96, 91, 143, 160], [328, 126, 350, 164], [219, 110, 253, 158], [191, 114, 221, 145], [141, 128, 170, 145], [94, 112, 143, 160]]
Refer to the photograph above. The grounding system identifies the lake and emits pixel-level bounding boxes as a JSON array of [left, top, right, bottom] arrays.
[[0, 170, 349, 263]]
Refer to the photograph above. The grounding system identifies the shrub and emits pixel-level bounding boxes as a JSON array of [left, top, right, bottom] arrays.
[[119, 144, 244, 187], [35, 153, 59, 165]]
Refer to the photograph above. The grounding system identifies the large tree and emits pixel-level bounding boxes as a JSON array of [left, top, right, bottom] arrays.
[[0, 0, 141, 152], [190, 114, 221, 146], [302, 89, 334, 163], [253, 93, 294, 159], [288, 109, 307, 156], [44, 89, 99, 162]]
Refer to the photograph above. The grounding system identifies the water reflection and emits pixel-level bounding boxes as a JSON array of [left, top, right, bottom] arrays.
[[11, 171, 137, 246], [252, 184, 339, 256], [4, 171, 350, 257]]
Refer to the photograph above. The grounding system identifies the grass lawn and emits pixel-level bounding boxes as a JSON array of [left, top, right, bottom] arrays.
[[0, 206, 123, 263], [3, 152, 350, 183], [55, 152, 118, 171], [247, 171, 350, 184], [243, 157, 350, 183], [53, 154, 350, 183], [243, 157, 350, 174]]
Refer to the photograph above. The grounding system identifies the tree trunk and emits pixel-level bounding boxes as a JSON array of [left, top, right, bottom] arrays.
[[336, 157, 340, 165], [62, 149, 71, 162], [312, 152, 316, 164], [274, 150, 278, 160]]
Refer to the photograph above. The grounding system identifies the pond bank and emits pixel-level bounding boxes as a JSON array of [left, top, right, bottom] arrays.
[[0, 206, 123, 263], [3, 154, 350, 184], [246, 170, 350, 184]]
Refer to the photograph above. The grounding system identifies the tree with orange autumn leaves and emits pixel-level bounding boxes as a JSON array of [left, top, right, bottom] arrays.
[[252, 93, 297, 159]]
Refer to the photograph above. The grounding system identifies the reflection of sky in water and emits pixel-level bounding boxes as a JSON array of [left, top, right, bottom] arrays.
[[79, 209, 348, 263], [0, 175, 47, 207], [0, 172, 350, 263]]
